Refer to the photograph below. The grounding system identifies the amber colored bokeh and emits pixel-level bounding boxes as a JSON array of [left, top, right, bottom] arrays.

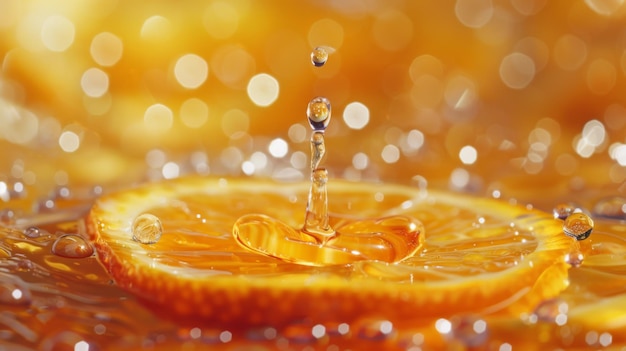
[[1, 0, 625, 205]]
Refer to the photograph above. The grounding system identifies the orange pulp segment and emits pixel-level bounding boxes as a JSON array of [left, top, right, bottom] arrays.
[[87, 176, 575, 327]]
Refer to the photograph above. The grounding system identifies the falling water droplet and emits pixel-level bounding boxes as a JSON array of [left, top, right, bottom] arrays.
[[563, 213, 594, 240], [52, 234, 95, 258], [132, 213, 163, 244], [306, 97, 331, 132], [593, 196, 626, 220], [447, 315, 489, 347], [310, 46, 329, 67]]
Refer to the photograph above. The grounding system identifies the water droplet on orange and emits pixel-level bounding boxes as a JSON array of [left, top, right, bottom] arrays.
[[52, 234, 94, 258], [131, 213, 163, 244], [563, 213, 594, 240]]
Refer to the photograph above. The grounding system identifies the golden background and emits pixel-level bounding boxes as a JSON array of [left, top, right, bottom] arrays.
[[1, 0, 625, 206]]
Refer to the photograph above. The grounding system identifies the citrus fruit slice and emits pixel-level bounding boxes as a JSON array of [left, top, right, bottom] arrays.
[[87, 176, 575, 328]]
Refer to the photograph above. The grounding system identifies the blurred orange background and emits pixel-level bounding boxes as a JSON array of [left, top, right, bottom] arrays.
[[1, 0, 625, 206]]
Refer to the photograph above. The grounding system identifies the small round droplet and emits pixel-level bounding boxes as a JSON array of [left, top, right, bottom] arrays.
[[565, 250, 584, 268], [24, 227, 41, 238], [310, 47, 328, 67], [563, 212, 594, 240], [593, 196, 626, 220], [552, 203, 578, 220], [52, 234, 95, 258], [132, 213, 163, 244], [306, 97, 331, 131]]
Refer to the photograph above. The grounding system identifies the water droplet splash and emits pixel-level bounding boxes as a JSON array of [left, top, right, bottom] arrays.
[[52, 234, 95, 258], [233, 56, 424, 265], [132, 213, 163, 244], [310, 46, 329, 67], [307, 97, 331, 132], [562, 212, 594, 240]]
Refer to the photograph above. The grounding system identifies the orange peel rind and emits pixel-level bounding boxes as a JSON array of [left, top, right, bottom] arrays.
[[87, 176, 575, 327]]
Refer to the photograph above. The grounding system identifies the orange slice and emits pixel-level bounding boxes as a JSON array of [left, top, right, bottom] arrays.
[[87, 176, 575, 328]]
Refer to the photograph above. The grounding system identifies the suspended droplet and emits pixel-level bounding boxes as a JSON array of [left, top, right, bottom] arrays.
[[593, 196, 626, 220], [563, 212, 594, 240], [132, 213, 163, 244], [447, 315, 489, 347], [52, 234, 95, 258], [552, 203, 579, 220], [310, 46, 329, 67], [306, 97, 331, 131]]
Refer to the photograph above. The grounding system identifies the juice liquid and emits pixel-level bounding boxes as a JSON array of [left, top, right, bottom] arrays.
[[1, 0, 626, 349]]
